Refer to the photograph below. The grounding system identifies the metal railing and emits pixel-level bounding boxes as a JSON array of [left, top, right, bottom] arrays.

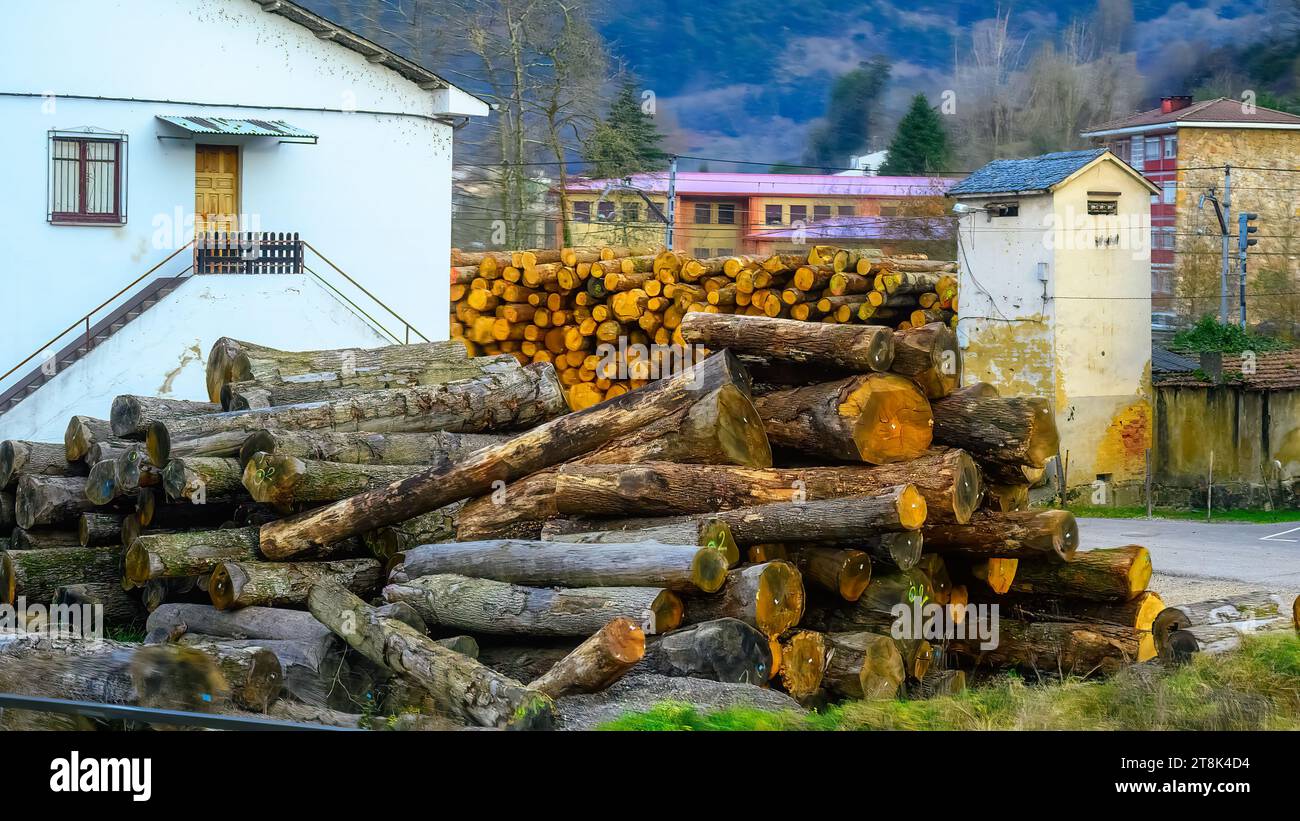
[[1, 236, 434, 409], [303, 240, 430, 345]]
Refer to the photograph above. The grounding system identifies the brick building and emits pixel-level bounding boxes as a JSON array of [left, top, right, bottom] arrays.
[[1082, 97, 1300, 329]]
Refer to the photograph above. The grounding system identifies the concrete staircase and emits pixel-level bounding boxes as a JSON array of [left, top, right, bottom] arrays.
[[0, 276, 187, 418]]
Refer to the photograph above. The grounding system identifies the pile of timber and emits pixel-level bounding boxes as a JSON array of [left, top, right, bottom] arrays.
[[3, 321, 1294, 731], [449, 245, 958, 410]]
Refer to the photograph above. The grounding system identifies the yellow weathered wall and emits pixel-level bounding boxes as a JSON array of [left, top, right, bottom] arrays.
[[563, 192, 668, 248], [1155, 387, 1300, 504], [957, 157, 1153, 488], [1051, 160, 1153, 484]]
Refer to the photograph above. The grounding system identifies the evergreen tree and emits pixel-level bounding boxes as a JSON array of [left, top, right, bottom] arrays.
[[879, 94, 951, 175], [582, 83, 670, 178], [804, 58, 892, 170]]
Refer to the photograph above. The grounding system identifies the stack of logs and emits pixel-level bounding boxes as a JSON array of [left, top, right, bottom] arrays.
[[449, 245, 958, 410], [1, 317, 1297, 730]]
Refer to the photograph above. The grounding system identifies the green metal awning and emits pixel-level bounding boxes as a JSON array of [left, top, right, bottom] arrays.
[[157, 115, 317, 142]]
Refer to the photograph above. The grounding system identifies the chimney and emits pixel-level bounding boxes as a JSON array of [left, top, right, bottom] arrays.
[[1200, 351, 1223, 384], [1161, 95, 1193, 114]]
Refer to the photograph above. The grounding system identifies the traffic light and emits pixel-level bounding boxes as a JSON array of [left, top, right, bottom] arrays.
[[1238, 212, 1259, 252]]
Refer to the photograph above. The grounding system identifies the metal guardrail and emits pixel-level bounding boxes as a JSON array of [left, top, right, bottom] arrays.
[[0, 692, 356, 730], [303, 240, 430, 345]]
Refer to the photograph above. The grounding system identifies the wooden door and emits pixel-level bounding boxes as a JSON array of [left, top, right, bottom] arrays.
[[195, 145, 239, 234]]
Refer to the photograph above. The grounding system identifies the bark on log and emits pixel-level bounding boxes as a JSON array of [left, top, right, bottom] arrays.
[[635, 618, 773, 684], [822, 632, 906, 699], [53, 582, 146, 630], [778, 629, 827, 699], [223, 354, 521, 410], [475, 644, 575, 683], [541, 517, 740, 567], [388, 539, 729, 594], [976, 590, 1167, 634], [65, 416, 113, 462], [0, 634, 226, 713], [383, 574, 682, 637], [910, 668, 966, 698], [154, 362, 566, 465], [753, 373, 933, 463], [983, 483, 1030, 512], [110, 396, 221, 438], [0, 545, 124, 605], [1152, 591, 1291, 655], [162, 637, 283, 711], [10, 528, 81, 550], [1, 440, 79, 490], [922, 509, 1078, 560], [141, 576, 210, 612], [794, 547, 872, 601], [678, 312, 895, 372], [684, 561, 805, 637], [949, 618, 1151, 673], [453, 380, 771, 541], [889, 322, 961, 399], [175, 634, 348, 711], [258, 351, 753, 559], [126, 527, 356, 584], [931, 393, 1058, 469], [527, 617, 645, 698], [145, 603, 333, 643], [205, 337, 468, 404], [1163, 618, 1293, 662], [16, 475, 100, 530], [552, 448, 979, 525], [1009, 545, 1151, 601], [157, 429, 252, 461], [162, 457, 246, 504], [209, 558, 382, 610], [79, 512, 125, 546], [801, 568, 937, 634], [363, 503, 461, 561], [239, 429, 506, 469], [242, 452, 429, 508], [307, 582, 554, 729]]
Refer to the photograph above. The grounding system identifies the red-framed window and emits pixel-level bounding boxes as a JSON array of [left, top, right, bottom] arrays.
[[49, 133, 128, 224]]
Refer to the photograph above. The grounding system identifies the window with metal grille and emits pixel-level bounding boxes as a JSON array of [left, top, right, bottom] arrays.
[[694, 203, 712, 223], [597, 201, 615, 221], [716, 203, 735, 224], [814, 205, 831, 221], [1088, 200, 1118, 215], [789, 204, 807, 223], [837, 205, 854, 216], [621, 202, 640, 223], [765, 204, 783, 225], [715, 247, 734, 257], [693, 247, 710, 258], [987, 201, 1019, 217], [49, 133, 127, 224], [573, 201, 591, 222]]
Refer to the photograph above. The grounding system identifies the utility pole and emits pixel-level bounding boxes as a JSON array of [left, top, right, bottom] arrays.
[[1220, 164, 1232, 322], [665, 155, 678, 250], [1238, 211, 1259, 329]]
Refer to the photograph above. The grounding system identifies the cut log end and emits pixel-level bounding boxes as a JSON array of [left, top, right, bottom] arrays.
[[701, 519, 740, 567], [895, 484, 928, 530], [778, 630, 826, 700], [754, 561, 805, 637], [208, 563, 247, 611], [714, 384, 774, 468], [238, 430, 278, 468], [241, 451, 302, 507], [952, 449, 982, 523], [649, 590, 685, 634], [845, 375, 933, 464], [84, 460, 119, 506], [982, 558, 1019, 594], [146, 422, 170, 467], [691, 547, 731, 594]]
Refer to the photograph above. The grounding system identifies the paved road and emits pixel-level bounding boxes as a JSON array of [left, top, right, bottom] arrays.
[[1078, 518, 1300, 589]]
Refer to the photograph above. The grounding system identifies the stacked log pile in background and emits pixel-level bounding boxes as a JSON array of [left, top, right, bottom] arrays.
[[449, 245, 958, 410], [2, 293, 1297, 728]]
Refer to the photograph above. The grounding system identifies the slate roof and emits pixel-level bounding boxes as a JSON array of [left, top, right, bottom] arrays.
[[1152, 346, 1199, 375], [1082, 98, 1300, 135], [1154, 349, 1300, 390], [947, 149, 1108, 196]]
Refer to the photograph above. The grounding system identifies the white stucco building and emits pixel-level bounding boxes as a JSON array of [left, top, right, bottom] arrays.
[[0, 0, 488, 439], [949, 149, 1158, 496]]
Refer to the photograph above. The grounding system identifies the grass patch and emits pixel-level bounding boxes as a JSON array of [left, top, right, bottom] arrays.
[[598, 632, 1300, 731], [1067, 505, 1300, 524]]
